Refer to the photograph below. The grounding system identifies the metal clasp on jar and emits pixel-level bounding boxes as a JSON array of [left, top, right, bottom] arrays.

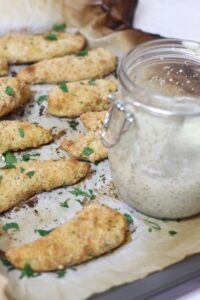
[[100, 95, 134, 148]]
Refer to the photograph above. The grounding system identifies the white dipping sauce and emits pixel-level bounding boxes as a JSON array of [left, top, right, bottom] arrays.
[[109, 62, 200, 219]]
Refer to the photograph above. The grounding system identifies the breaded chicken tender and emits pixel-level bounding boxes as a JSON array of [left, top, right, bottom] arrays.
[[80, 111, 107, 131], [17, 48, 117, 84], [61, 132, 108, 163], [0, 159, 90, 213], [0, 32, 85, 64], [0, 58, 8, 76], [6, 203, 128, 271], [48, 79, 117, 117], [0, 77, 31, 118], [0, 121, 53, 154]]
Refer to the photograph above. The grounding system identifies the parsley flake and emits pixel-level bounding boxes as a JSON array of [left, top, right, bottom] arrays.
[[57, 270, 66, 278], [45, 32, 58, 41], [19, 264, 41, 279], [26, 171, 35, 178], [0, 175, 3, 182], [145, 220, 161, 232], [168, 230, 178, 236], [37, 95, 48, 105], [88, 79, 95, 85], [124, 213, 134, 225], [3, 222, 20, 232], [18, 128, 25, 138], [68, 120, 79, 131], [5, 86, 15, 96], [2, 152, 17, 169], [22, 153, 40, 162], [60, 199, 70, 208], [82, 147, 94, 156], [76, 49, 88, 57], [53, 23, 66, 32], [69, 188, 96, 200], [19, 167, 25, 174], [59, 81, 68, 93], [34, 228, 54, 237]]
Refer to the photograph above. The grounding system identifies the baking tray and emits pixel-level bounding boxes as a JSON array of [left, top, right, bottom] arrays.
[[90, 254, 200, 300]]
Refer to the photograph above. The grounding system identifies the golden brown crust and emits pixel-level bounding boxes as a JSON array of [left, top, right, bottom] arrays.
[[0, 159, 90, 213], [17, 48, 117, 84], [0, 77, 31, 118], [0, 121, 53, 154], [61, 132, 108, 163], [48, 79, 117, 117], [0, 58, 8, 76], [80, 111, 107, 131], [6, 203, 128, 271], [0, 32, 85, 64]]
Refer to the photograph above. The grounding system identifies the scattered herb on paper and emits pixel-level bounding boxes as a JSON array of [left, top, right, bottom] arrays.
[[37, 95, 48, 105], [19, 167, 25, 174], [56, 270, 66, 278], [82, 147, 94, 157], [69, 187, 96, 200], [26, 171, 35, 178], [168, 230, 178, 236], [45, 32, 57, 41], [2, 152, 17, 168], [68, 120, 79, 131], [19, 264, 41, 279], [59, 81, 68, 93], [124, 213, 134, 225], [22, 153, 40, 162], [34, 228, 54, 237], [18, 128, 25, 138], [60, 199, 70, 208], [5, 86, 15, 96], [76, 49, 88, 57], [53, 23, 66, 32], [75, 199, 83, 206], [3, 222, 19, 232], [145, 220, 161, 232]]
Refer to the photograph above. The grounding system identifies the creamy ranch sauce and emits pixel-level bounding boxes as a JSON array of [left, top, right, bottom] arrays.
[[109, 62, 200, 219]]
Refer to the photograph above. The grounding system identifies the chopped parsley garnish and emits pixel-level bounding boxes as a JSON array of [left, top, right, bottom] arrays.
[[5, 86, 15, 96], [59, 81, 68, 93], [3, 222, 20, 232], [19, 167, 25, 173], [168, 230, 178, 236], [26, 171, 35, 178], [60, 199, 70, 208], [18, 128, 25, 138], [76, 49, 88, 57], [68, 120, 79, 131], [0, 175, 3, 182], [37, 95, 48, 105], [19, 264, 41, 279], [22, 153, 40, 162], [88, 79, 95, 85], [1, 259, 14, 271], [82, 147, 94, 156], [75, 199, 83, 206], [2, 152, 17, 168], [124, 213, 134, 225], [69, 187, 96, 200], [145, 220, 161, 232], [57, 270, 66, 278], [34, 228, 54, 237], [45, 32, 58, 41], [53, 23, 66, 32]]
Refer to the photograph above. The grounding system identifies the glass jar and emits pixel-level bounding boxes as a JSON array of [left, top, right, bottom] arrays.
[[101, 39, 200, 219]]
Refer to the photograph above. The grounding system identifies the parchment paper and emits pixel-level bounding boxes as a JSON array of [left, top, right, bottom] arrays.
[[0, 2, 200, 300]]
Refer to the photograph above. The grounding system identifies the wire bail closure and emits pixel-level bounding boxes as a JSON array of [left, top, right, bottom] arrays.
[[100, 96, 134, 148]]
